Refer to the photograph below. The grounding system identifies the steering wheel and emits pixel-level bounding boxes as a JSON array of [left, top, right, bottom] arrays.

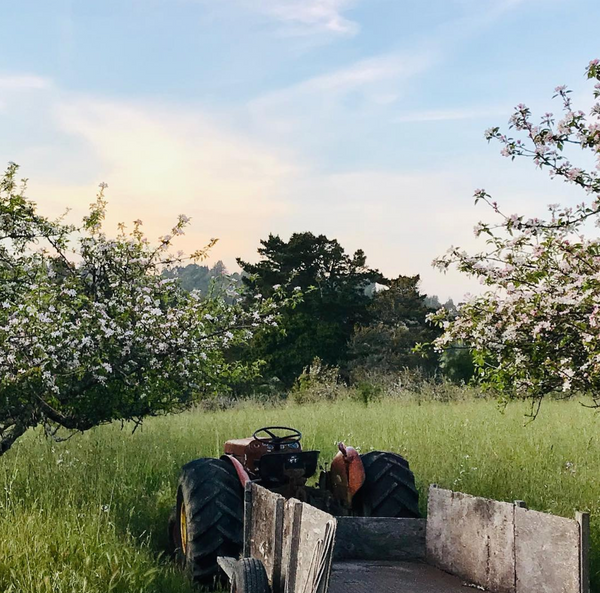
[[253, 426, 302, 450]]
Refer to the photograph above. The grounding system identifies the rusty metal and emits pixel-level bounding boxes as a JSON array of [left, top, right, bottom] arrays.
[[223, 437, 270, 472], [222, 453, 251, 486], [329, 443, 365, 507]]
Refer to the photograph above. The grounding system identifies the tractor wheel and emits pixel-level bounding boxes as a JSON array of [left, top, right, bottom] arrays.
[[354, 451, 420, 518], [174, 458, 244, 586], [231, 558, 271, 593]]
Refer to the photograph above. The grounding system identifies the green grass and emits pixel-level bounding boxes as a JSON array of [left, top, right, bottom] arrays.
[[1, 397, 599, 592]]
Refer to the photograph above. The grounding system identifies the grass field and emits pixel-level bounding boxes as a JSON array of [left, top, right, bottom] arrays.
[[0, 396, 599, 592]]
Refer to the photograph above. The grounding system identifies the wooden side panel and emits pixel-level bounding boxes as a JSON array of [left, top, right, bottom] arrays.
[[334, 517, 426, 561], [248, 483, 285, 591], [283, 501, 337, 593], [426, 486, 516, 593], [295, 504, 336, 593], [515, 506, 581, 593], [426, 486, 589, 593]]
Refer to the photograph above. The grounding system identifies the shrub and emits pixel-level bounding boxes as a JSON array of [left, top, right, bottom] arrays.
[[290, 358, 344, 404]]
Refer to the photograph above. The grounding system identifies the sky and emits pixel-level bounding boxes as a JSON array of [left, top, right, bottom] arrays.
[[1, 0, 599, 300]]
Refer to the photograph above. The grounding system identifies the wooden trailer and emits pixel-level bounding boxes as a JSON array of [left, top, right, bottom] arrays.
[[218, 483, 590, 593]]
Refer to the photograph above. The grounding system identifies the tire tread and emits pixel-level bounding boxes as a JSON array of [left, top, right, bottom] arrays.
[[355, 450, 420, 518], [233, 558, 270, 593], [176, 458, 244, 585]]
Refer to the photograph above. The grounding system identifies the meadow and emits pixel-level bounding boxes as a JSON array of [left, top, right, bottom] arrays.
[[1, 395, 599, 592]]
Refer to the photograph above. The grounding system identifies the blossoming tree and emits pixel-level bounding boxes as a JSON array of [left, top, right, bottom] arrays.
[[430, 60, 600, 410], [0, 164, 285, 454]]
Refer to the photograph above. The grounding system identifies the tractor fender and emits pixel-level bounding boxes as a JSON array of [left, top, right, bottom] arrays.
[[329, 443, 366, 505], [221, 454, 251, 487]]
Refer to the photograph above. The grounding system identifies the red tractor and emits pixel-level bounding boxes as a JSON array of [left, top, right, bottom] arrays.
[[169, 426, 420, 586]]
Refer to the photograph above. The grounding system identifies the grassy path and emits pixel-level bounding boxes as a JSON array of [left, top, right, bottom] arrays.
[[0, 398, 598, 592]]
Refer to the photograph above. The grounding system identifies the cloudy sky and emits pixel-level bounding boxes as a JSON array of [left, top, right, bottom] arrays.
[[1, 0, 598, 300]]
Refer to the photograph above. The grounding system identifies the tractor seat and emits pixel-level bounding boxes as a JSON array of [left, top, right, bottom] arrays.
[[224, 438, 260, 457], [225, 438, 254, 448]]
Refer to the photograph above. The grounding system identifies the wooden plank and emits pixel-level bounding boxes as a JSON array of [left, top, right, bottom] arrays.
[[577, 512, 590, 593], [284, 502, 337, 593], [271, 496, 285, 591], [334, 517, 426, 561], [514, 506, 580, 593], [426, 486, 516, 593], [248, 484, 285, 590], [295, 503, 336, 593], [243, 482, 253, 558], [283, 499, 303, 593], [426, 486, 586, 593]]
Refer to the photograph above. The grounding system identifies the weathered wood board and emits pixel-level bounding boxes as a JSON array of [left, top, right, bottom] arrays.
[[334, 517, 426, 561], [577, 512, 590, 593], [426, 486, 515, 593], [283, 499, 336, 593], [515, 506, 580, 593], [282, 498, 303, 593], [426, 486, 590, 593], [246, 483, 285, 591], [294, 503, 336, 593]]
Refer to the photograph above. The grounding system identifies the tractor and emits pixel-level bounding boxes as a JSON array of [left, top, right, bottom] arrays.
[[168, 426, 420, 586]]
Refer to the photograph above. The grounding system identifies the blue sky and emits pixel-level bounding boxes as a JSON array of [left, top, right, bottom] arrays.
[[1, 0, 598, 299]]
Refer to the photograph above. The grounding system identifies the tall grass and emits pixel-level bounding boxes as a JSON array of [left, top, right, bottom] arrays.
[[1, 397, 599, 591]]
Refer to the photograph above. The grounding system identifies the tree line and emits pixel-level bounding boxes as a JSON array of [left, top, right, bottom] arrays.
[[166, 232, 472, 391]]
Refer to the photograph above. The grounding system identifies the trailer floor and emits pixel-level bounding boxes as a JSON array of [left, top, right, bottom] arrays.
[[328, 560, 487, 593]]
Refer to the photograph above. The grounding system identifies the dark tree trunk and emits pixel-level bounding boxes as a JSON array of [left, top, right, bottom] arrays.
[[0, 422, 28, 456]]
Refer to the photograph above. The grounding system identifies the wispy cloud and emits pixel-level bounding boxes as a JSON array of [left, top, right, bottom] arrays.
[[296, 52, 431, 92], [393, 105, 509, 123], [249, 50, 436, 133], [0, 74, 50, 91], [249, 0, 359, 35], [456, 0, 534, 14]]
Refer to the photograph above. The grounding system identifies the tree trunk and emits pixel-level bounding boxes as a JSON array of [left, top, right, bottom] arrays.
[[0, 422, 28, 456]]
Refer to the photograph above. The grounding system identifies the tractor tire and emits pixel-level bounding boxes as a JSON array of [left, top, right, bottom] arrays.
[[231, 558, 271, 593], [354, 451, 420, 518], [174, 457, 244, 586]]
